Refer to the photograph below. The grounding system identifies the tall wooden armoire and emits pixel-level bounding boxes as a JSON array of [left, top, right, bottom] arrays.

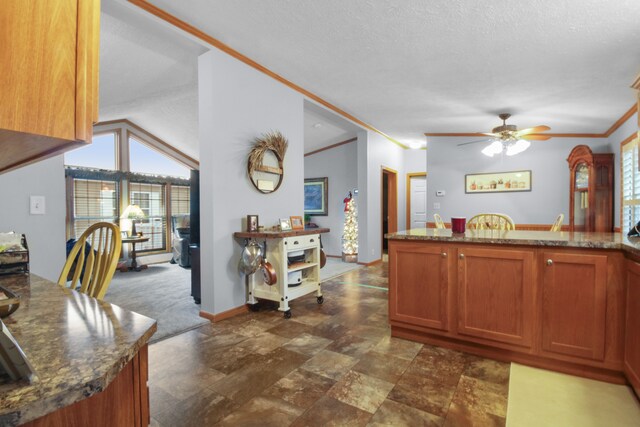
[[567, 145, 614, 232]]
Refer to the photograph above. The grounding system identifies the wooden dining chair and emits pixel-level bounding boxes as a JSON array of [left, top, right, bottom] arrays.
[[468, 213, 515, 231], [550, 214, 564, 232], [433, 213, 446, 229], [58, 222, 122, 300]]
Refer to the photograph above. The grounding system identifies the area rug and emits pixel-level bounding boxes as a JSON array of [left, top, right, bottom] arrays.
[[104, 263, 207, 343], [506, 363, 640, 426], [320, 257, 362, 282]]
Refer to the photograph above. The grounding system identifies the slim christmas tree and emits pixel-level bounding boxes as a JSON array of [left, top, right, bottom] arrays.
[[342, 192, 358, 262]]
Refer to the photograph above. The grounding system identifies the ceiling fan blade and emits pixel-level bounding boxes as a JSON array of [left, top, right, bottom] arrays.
[[521, 134, 551, 141], [481, 132, 499, 137], [457, 139, 494, 147], [516, 125, 551, 136]]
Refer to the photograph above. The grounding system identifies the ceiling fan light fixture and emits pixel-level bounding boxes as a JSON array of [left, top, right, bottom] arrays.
[[481, 140, 503, 157], [506, 139, 531, 156]]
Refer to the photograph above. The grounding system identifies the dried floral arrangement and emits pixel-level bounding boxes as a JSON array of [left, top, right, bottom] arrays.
[[247, 131, 288, 176]]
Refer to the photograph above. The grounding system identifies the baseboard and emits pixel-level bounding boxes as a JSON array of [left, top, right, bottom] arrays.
[[199, 304, 249, 323], [358, 259, 382, 266], [326, 254, 342, 258]]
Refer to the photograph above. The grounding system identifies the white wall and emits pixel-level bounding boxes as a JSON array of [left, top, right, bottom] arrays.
[[199, 49, 304, 314], [357, 131, 406, 263], [426, 136, 612, 225], [304, 141, 357, 256], [0, 156, 66, 281], [608, 111, 638, 229]]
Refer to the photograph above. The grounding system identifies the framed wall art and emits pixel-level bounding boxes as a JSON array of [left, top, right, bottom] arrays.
[[304, 177, 328, 216], [465, 170, 532, 194]]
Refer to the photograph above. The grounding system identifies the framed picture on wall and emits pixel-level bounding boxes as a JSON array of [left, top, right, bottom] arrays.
[[304, 177, 328, 216], [465, 170, 532, 194]]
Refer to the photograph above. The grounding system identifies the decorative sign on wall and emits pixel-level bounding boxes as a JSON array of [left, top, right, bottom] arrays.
[[465, 170, 532, 194], [247, 131, 288, 194]]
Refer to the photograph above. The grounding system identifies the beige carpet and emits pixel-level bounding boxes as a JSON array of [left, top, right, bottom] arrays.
[[507, 363, 640, 426]]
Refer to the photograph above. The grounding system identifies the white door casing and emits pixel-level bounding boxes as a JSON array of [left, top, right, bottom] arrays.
[[410, 176, 427, 229]]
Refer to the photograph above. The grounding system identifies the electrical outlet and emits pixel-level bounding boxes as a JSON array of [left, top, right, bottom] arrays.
[[433, 202, 441, 210], [30, 196, 46, 215]]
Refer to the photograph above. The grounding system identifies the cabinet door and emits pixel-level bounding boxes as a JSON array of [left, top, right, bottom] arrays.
[[541, 252, 607, 360], [624, 260, 640, 395], [457, 247, 534, 347], [389, 242, 449, 331]]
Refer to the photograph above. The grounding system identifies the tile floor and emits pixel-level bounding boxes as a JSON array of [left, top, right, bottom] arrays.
[[149, 263, 510, 426]]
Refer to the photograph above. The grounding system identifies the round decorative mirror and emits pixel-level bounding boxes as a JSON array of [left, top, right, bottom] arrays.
[[247, 131, 288, 194]]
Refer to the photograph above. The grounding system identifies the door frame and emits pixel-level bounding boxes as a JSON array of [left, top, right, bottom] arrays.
[[406, 172, 427, 230], [382, 167, 398, 253]]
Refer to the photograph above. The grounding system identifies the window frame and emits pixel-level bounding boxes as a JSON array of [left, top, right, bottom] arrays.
[[620, 132, 640, 235]]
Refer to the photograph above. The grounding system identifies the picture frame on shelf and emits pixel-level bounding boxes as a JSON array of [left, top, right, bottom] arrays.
[[465, 170, 532, 194], [246, 215, 259, 232], [304, 177, 328, 216], [290, 216, 304, 230], [279, 218, 292, 231], [121, 231, 128, 239]]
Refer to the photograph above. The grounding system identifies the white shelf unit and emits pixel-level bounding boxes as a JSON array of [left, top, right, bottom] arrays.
[[247, 233, 323, 317]]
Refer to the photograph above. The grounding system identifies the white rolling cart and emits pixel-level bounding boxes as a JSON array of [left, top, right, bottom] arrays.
[[234, 229, 329, 318]]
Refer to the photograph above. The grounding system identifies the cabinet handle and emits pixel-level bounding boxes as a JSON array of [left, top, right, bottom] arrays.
[[310, 239, 315, 242], [294, 241, 299, 245], [441, 252, 447, 258], [547, 259, 553, 266], [459, 254, 465, 259]]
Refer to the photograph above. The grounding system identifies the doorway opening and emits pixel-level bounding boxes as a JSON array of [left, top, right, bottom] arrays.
[[382, 167, 398, 258]]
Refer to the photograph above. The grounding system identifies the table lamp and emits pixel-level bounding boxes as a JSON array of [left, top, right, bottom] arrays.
[[121, 205, 146, 237]]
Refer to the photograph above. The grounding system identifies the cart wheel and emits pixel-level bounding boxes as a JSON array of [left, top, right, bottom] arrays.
[[317, 296, 324, 305], [284, 310, 292, 319], [249, 304, 260, 312]]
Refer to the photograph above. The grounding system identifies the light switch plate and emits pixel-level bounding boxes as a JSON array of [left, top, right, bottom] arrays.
[[30, 196, 46, 215], [433, 202, 441, 209]]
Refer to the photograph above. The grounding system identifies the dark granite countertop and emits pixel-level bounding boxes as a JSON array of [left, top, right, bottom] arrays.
[[234, 227, 330, 239], [0, 274, 156, 426], [386, 229, 640, 259]]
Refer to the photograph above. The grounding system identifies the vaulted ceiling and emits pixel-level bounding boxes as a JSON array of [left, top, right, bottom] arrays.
[[102, 0, 640, 156]]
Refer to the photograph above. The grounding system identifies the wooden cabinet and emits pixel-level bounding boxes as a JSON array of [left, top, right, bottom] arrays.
[[0, 0, 100, 174], [541, 251, 608, 360], [457, 247, 534, 347], [624, 259, 640, 396], [567, 145, 614, 232], [23, 345, 149, 427], [389, 242, 449, 331]]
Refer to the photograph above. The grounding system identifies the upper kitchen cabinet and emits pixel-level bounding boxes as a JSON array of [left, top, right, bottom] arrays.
[[0, 0, 100, 174], [567, 145, 613, 232]]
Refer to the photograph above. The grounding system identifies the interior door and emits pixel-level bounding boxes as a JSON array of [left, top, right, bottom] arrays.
[[409, 175, 427, 229]]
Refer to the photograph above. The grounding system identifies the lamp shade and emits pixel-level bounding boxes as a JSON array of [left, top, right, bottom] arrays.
[[121, 204, 145, 220]]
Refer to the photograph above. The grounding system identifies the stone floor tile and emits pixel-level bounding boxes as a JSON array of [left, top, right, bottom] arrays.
[[367, 399, 445, 426], [217, 395, 304, 427], [262, 368, 336, 409], [282, 332, 333, 356], [372, 335, 423, 361], [387, 375, 458, 417], [300, 349, 359, 381], [290, 396, 372, 427], [352, 350, 412, 383], [154, 387, 239, 427], [327, 370, 395, 414], [234, 331, 292, 355], [327, 334, 378, 358], [463, 356, 511, 386], [266, 320, 312, 338]]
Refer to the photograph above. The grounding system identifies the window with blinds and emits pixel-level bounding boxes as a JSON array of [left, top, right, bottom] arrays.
[[170, 185, 190, 230], [72, 179, 119, 238], [130, 182, 166, 252], [622, 136, 640, 234]]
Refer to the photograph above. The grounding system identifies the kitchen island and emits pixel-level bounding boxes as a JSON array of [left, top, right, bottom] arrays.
[[0, 274, 156, 426], [386, 229, 640, 395]]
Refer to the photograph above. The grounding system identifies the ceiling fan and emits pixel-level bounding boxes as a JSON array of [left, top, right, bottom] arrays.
[[457, 113, 551, 157]]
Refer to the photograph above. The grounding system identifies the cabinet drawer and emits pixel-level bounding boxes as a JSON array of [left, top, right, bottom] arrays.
[[284, 235, 319, 250]]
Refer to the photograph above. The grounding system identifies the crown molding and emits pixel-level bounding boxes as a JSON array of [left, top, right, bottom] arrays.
[[126, 0, 408, 149], [304, 137, 357, 157]]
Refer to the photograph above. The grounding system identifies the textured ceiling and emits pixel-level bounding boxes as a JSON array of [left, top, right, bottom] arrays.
[[146, 0, 640, 143], [304, 100, 361, 154], [100, 1, 206, 159]]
